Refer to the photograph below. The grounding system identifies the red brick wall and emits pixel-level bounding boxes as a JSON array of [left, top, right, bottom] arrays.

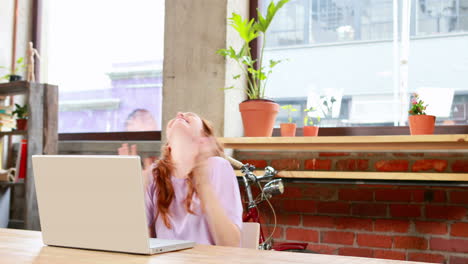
[[237, 152, 468, 264]]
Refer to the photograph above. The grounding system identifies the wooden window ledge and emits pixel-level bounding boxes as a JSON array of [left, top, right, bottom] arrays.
[[219, 134, 468, 151]]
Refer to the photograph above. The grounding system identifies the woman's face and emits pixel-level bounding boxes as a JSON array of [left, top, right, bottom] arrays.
[[166, 112, 204, 142]]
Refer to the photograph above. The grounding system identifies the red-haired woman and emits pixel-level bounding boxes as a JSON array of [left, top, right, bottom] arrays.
[[119, 112, 242, 247]]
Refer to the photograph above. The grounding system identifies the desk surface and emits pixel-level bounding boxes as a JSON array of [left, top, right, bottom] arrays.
[[0, 228, 424, 264]]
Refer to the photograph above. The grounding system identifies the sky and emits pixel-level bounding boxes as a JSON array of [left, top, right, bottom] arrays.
[[46, 0, 165, 92]]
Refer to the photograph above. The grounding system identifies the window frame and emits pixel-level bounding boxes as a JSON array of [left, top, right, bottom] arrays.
[[253, 0, 468, 136], [33, 0, 162, 141]]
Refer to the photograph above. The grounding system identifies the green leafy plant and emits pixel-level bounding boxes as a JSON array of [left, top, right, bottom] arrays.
[[12, 104, 28, 119], [0, 57, 27, 81], [409, 93, 428, 115], [303, 107, 320, 126], [281, 104, 297, 123], [217, 0, 290, 100]]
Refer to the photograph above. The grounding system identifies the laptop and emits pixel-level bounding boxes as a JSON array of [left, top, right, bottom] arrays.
[[32, 155, 195, 255]]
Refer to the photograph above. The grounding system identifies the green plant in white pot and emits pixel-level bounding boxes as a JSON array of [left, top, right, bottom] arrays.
[[218, 0, 289, 137]]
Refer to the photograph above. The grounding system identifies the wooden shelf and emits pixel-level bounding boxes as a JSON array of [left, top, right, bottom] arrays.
[[235, 170, 468, 181], [220, 134, 468, 151], [0, 182, 23, 187], [0, 81, 29, 96], [0, 131, 27, 137]]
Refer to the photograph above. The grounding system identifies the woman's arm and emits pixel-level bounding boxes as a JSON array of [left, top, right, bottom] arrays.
[[196, 183, 241, 247]]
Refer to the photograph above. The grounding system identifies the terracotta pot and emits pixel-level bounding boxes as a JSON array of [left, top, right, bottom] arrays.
[[408, 115, 436, 135], [16, 119, 27, 130], [303, 126, 319, 136], [239, 100, 279, 137], [280, 123, 296, 137]]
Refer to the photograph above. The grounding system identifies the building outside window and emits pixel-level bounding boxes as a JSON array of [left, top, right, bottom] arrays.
[[262, 0, 468, 127]]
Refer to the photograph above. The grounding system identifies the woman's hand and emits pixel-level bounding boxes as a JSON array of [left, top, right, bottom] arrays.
[[117, 143, 154, 186], [192, 137, 217, 191]]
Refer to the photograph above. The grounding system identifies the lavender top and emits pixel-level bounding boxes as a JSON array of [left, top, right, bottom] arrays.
[[145, 156, 243, 245]]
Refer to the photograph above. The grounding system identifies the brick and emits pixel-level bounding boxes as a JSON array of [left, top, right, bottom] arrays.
[[335, 217, 372, 231], [339, 189, 373, 201], [358, 153, 386, 157], [282, 200, 316, 213], [286, 228, 318, 242], [272, 226, 283, 239], [451, 223, 468, 237], [241, 159, 267, 169], [303, 187, 337, 200], [359, 184, 394, 188], [415, 221, 447, 235], [408, 252, 445, 263], [319, 152, 350, 157], [412, 159, 448, 172], [390, 204, 421, 218], [393, 153, 407, 157], [357, 234, 392, 248], [429, 153, 465, 157], [452, 160, 468, 173], [322, 231, 354, 245], [317, 202, 350, 215], [394, 236, 428, 250], [374, 219, 410, 233], [450, 256, 468, 264], [271, 159, 300, 170], [281, 187, 302, 199], [426, 205, 467, 220], [306, 243, 338, 254], [413, 190, 446, 203], [410, 153, 425, 157], [375, 160, 409, 172], [352, 203, 387, 217], [303, 215, 334, 228], [374, 250, 406, 261], [430, 238, 468, 253], [276, 214, 301, 226], [375, 189, 412, 202], [338, 247, 373, 258], [304, 159, 332, 170], [336, 159, 369, 171], [450, 191, 468, 204]]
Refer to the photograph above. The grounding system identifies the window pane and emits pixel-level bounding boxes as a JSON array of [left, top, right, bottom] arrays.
[[415, 0, 468, 36], [45, 0, 164, 133], [262, 0, 397, 127]]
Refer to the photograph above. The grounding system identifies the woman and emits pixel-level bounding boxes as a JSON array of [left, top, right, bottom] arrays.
[[118, 112, 242, 247]]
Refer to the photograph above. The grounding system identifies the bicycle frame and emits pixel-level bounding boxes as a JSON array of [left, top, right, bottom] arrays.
[[239, 164, 307, 251]]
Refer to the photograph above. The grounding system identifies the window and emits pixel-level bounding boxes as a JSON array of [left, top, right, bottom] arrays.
[[260, 0, 468, 128], [42, 0, 164, 134]]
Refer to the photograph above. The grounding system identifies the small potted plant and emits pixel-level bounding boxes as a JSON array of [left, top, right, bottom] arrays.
[[303, 107, 320, 136], [13, 104, 28, 130], [280, 105, 297, 137], [408, 93, 435, 135], [0, 57, 26, 82], [217, 0, 290, 137]]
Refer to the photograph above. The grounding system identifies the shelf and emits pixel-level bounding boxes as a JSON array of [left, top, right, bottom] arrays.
[[0, 81, 29, 96], [0, 182, 23, 187], [0, 131, 27, 137], [220, 134, 468, 151], [235, 170, 468, 182]]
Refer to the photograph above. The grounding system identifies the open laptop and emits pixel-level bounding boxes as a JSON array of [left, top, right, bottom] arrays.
[[32, 155, 195, 255]]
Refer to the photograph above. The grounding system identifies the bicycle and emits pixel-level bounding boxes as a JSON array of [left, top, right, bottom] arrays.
[[227, 157, 314, 252]]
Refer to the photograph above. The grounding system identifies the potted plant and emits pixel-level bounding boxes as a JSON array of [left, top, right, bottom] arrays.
[[13, 104, 28, 130], [217, 0, 290, 137], [0, 57, 26, 82], [303, 107, 320, 136], [280, 105, 297, 137], [408, 93, 435, 135]]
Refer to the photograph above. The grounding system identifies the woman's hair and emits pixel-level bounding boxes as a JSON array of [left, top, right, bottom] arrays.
[[152, 118, 224, 229]]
